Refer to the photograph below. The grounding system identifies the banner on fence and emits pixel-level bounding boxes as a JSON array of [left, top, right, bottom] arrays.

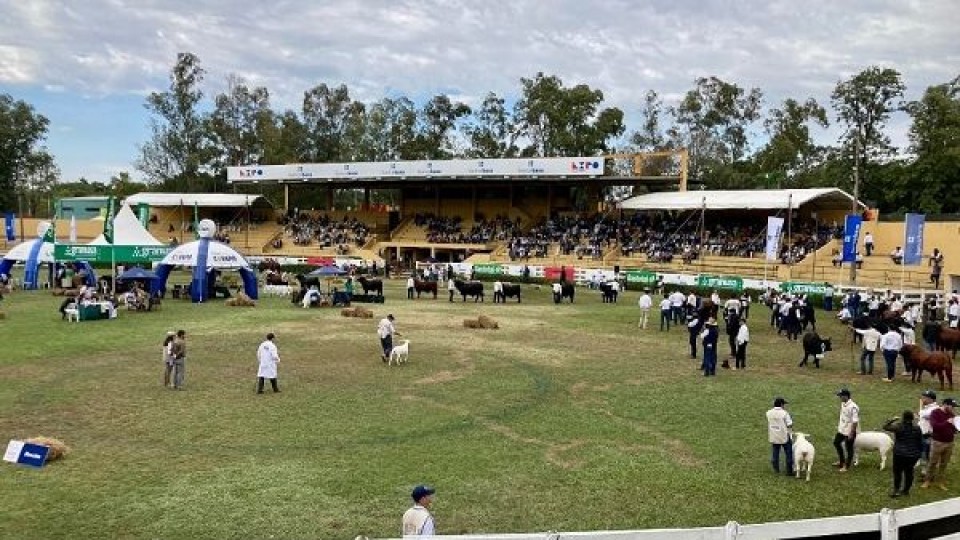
[[842, 214, 862, 263], [625, 270, 658, 285], [472, 263, 503, 276], [696, 274, 744, 292], [765, 216, 784, 262], [781, 281, 831, 295], [543, 266, 571, 281], [904, 213, 925, 266], [54, 244, 171, 263]]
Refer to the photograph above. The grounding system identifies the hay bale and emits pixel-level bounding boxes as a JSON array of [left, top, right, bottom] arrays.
[[341, 306, 374, 318], [24, 436, 69, 462], [340, 307, 354, 317], [225, 292, 256, 307], [0, 310, 6, 320], [463, 319, 480, 328], [477, 315, 499, 329]]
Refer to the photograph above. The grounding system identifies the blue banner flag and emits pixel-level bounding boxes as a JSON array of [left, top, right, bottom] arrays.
[[904, 213, 925, 266], [4, 212, 13, 241], [842, 214, 862, 263]]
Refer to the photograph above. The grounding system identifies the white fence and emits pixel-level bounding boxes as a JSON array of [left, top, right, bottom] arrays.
[[372, 497, 960, 539]]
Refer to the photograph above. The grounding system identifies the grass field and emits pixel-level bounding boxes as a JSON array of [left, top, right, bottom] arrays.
[[0, 276, 955, 539]]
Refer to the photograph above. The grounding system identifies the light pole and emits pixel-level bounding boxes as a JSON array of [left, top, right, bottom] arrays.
[[848, 135, 861, 285]]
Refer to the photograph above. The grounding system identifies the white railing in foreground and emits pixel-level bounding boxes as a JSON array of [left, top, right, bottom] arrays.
[[369, 496, 960, 540]]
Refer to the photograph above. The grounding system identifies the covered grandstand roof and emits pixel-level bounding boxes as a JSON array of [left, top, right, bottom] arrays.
[[619, 188, 864, 211], [123, 193, 271, 208]]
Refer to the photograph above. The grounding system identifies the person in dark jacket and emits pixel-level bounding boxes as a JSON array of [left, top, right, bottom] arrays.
[[883, 410, 924, 497], [701, 318, 719, 376], [686, 314, 701, 360]]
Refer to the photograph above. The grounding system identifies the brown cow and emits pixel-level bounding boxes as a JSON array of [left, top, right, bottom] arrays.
[[938, 327, 960, 359], [901, 344, 953, 389]]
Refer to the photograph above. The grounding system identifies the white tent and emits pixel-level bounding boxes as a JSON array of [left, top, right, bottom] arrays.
[[2, 237, 54, 263], [619, 188, 864, 211], [89, 204, 164, 246], [160, 240, 251, 269], [154, 220, 257, 302]]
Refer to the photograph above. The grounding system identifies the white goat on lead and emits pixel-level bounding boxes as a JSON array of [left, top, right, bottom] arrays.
[[793, 432, 816, 482], [388, 340, 410, 366], [853, 431, 893, 470]]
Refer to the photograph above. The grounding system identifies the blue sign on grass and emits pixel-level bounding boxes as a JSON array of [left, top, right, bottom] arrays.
[[3, 440, 50, 468]]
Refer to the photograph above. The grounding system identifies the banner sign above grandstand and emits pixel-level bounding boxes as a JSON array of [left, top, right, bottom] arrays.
[[227, 158, 606, 182], [696, 274, 744, 292]]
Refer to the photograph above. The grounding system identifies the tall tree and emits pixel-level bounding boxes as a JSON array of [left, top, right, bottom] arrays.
[[668, 76, 763, 186], [414, 94, 471, 159], [514, 73, 624, 157], [830, 66, 905, 191], [904, 75, 960, 213], [361, 97, 419, 161], [208, 75, 272, 171], [464, 92, 517, 158], [301, 83, 366, 162], [0, 94, 53, 213], [754, 97, 829, 187], [630, 90, 668, 151], [137, 52, 213, 191]]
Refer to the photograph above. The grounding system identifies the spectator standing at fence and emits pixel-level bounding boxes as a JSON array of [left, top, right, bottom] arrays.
[[660, 294, 672, 331], [833, 388, 859, 472], [883, 410, 924, 497], [256, 333, 281, 394], [864, 232, 875, 256], [923, 398, 958, 490], [931, 249, 944, 289], [402, 485, 436, 536], [766, 397, 795, 476], [637, 290, 652, 329]]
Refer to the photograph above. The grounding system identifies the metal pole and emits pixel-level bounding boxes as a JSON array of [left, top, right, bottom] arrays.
[[812, 212, 818, 282], [787, 193, 793, 280], [699, 197, 706, 274], [245, 195, 250, 250], [848, 135, 861, 285]]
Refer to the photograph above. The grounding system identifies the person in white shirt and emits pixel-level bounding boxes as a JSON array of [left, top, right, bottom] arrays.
[[837, 306, 853, 324], [948, 300, 960, 328], [918, 390, 939, 477], [256, 333, 281, 393], [301, 285, 320, 309], [891, 297, 904, 313], [854, 325, 881, 375], [402, 485, 436, 537], [891, 247, 904, 265], [880, 327, 904, 382], [552, 282, 562, 303], [686, 292, 698, 317], [406, 276, 415, 299], [493, 280, 504, 303], [637, 290, 652, 329], [377, 314, 399, 363], [868, 296, 881, 318], [740, 292, 751, 320], [864, 232, 875, 256], [711, 290, 721, 306], [447, 277, 456, 302], [734, 318, 750, 369], [609, 280, 621, 303], [660, 294, 673, 331], [766, 397, 795, 475], [669, 290, 685, 323], [834, 388, 860, 472]]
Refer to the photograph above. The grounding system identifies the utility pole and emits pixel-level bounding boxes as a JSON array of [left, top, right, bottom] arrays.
[[848, 135, 861, 285]]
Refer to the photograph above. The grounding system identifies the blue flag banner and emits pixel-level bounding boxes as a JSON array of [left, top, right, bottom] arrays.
[[4, 212, 13, 241], [842, 214, 862, 263], [904, 213, 925, 266]]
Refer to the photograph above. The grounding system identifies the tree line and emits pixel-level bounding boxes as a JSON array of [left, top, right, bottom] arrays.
[[1, 51, 958, 215]]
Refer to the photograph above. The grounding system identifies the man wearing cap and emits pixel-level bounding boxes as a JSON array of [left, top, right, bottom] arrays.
[[766, 397, 795, 476], [402, 485, 436, 536], [918, 390, 939, 478], [923, 398, 958, 490], [377, 314, 399, 363], [833, 389, 859, 472], [701, 318, 719, 376]]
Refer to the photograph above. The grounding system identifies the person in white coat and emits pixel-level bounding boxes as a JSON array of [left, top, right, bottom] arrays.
[[256, 333, 281, 394]]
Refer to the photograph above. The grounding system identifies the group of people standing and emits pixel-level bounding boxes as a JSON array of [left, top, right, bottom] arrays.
[[767, 388, 958, 497], [160, 330, 281, 394]]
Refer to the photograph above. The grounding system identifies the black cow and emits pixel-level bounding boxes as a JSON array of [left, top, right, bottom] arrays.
[[357, 276, 383, 296], [454, 280, 485, 302], [799, 332, 833, 368], [923, 321, 942, 351], [553, 282, 575, 304], [599, 282, 618, 303], [296, 273, 322, 289], [500, 283, 522, 303], [801, 304, 817, 332]]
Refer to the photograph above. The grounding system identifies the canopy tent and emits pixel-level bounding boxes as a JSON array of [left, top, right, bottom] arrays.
[[0, 222, 95, 289], [619, 188, 865, 212], [152, 219, 258, 303], [118, 267, 158, 281], [89, 204, 164, 246], [308, 265, 347, 277]]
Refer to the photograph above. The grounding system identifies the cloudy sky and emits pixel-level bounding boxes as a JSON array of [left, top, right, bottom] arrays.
[[1, 0, 957, 183]]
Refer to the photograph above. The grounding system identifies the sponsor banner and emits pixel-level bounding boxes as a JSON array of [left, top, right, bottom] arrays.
[[3, 440, 49, 468], [472, 263, 503, 276], [625, 270, 658, 285], [696, 274, 744, 292], [5, 212, 16, 241], [306, 257, 335, 267], [765, 216, 784, 262], [780, 281, 831, 295], [54, 244, 172, 263], [544, 266, 572, 281], [228, 157, 606, 182], [842, 214, 862, 263], [137, 203, 151, 228], [904, 213, 925, 266]]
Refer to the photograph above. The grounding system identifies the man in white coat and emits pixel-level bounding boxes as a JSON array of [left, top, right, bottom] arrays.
[[256, 333, 281, 394]]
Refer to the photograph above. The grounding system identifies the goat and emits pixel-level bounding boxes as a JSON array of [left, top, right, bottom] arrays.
[[388, 340, 410, 366], [793, 432, 816, 482]]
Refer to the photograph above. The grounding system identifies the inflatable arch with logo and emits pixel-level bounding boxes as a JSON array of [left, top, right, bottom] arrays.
[[0, 222, 96, 290], [151, 220, 258, 302]]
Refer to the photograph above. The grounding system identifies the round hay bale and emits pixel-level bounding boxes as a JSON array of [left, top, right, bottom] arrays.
[[463, 319, 480, 328], [226, 292, 256, 307], [24, 436, 69, 462], [340, 308, 355, 317], [356, 306, 374, 318], [478, 315, 499, 329]]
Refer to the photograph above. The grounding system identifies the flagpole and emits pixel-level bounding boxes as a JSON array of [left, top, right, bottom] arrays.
[[901, 215, 907, 295], [787, 193, 793, 281]]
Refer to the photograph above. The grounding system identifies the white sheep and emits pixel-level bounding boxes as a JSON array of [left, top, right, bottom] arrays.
[[793, 432, 816, 482], [853, 431, 893, 470]]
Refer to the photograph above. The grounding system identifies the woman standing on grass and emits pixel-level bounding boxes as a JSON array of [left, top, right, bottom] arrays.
[[883, 410, 924, 497], [162, 331, 175, 388]]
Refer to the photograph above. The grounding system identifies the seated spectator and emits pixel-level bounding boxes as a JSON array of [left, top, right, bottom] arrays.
[[890, 246, 904, 265]]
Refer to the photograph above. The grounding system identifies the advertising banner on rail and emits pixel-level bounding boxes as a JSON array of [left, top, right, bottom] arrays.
[[54, 244, 171, 263]]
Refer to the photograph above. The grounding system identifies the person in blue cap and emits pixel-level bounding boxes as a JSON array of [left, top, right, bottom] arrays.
[[402, 484, 435, 536]]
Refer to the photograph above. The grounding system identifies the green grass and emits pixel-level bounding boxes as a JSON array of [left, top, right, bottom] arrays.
[[0, 276, 953, 539]]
